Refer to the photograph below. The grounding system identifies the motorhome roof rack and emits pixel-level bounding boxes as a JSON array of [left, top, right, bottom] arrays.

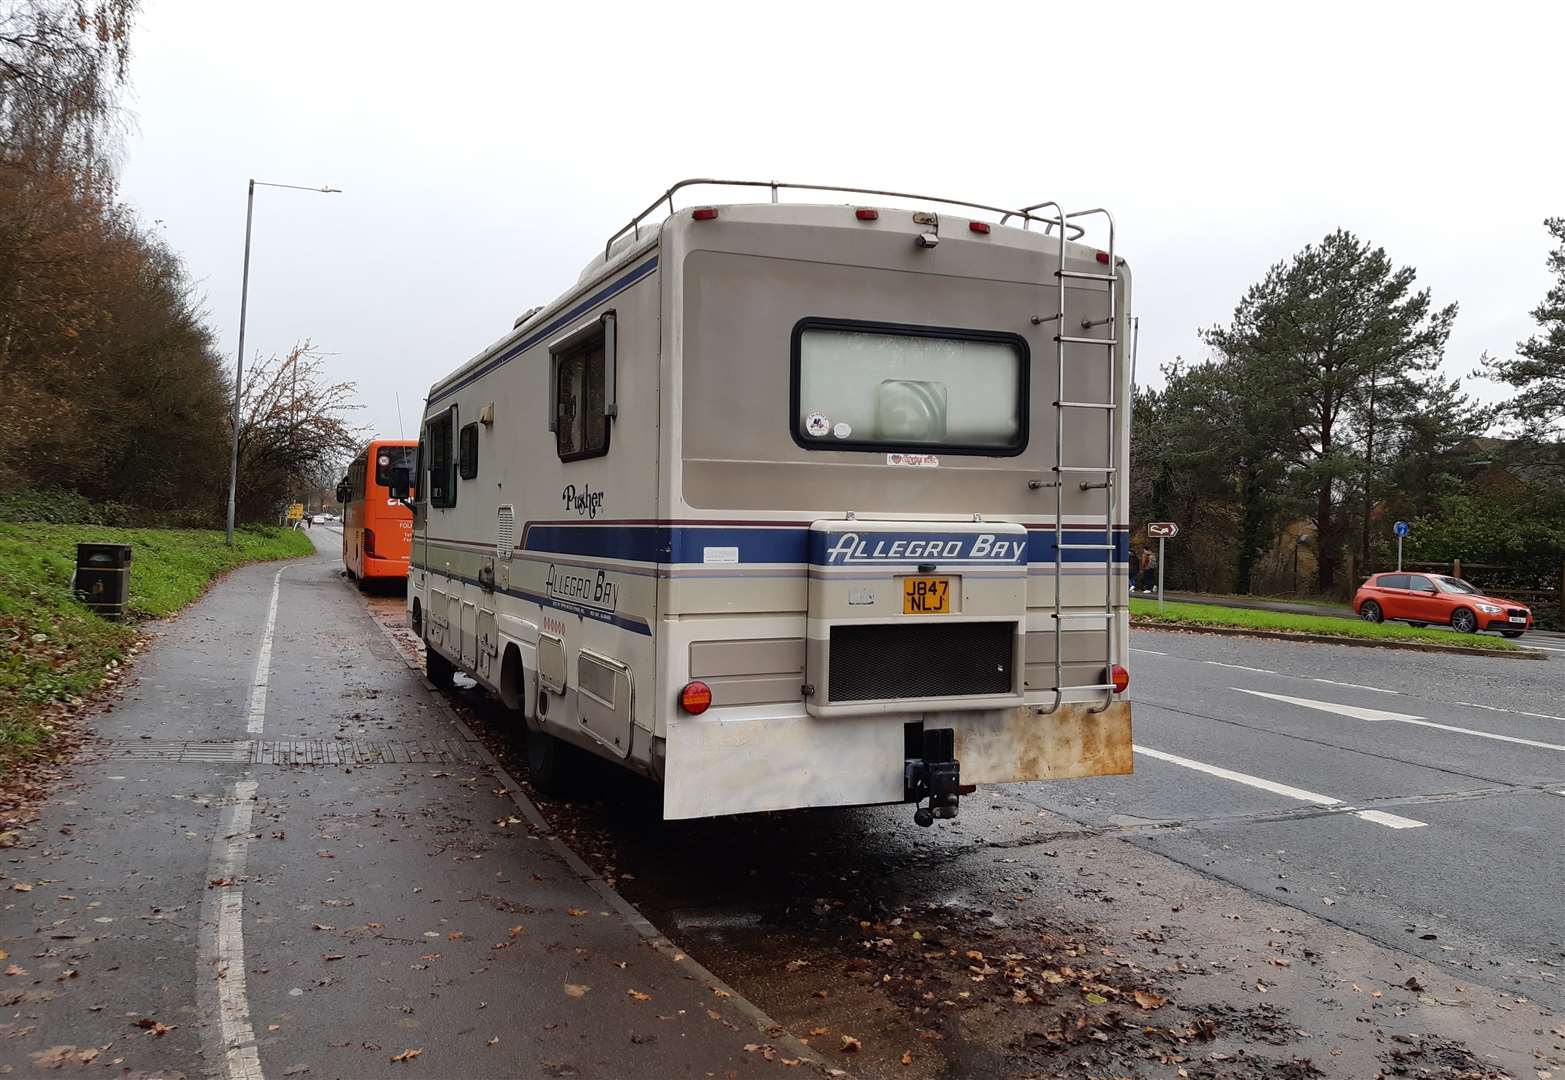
[[604, 178, 1087, 259]]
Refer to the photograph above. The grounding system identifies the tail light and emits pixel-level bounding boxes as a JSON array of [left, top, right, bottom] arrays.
[[1095, 251, 1111, 264], [855, 208, 879, 221], [1110, 664, 1129, 694], [692, 207, 719, 221], [968, 221, 991, 234], [362, 528, 375, 556], [679, 681, 713, 714]]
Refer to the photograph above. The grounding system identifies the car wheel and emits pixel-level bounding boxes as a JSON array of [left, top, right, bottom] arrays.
[[1359, 600, 1383, 623], [426, 645, 455, 689], [1500, 630, 1525, 639], [1450, 608, 1477, 634]]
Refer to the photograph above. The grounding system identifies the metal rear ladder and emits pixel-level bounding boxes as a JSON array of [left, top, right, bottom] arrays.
[[1031, 206, 1119, 715]]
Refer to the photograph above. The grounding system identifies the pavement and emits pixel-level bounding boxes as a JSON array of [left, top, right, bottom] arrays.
[[0, 534, 786, 1078]]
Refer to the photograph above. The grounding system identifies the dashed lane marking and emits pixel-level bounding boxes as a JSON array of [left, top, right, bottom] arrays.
[[1236, 688, 1565, 751], [1310, 677, 1401, 695], [1130, 647, 1167, 656], [1131, 744, 1427, 829], [1202, 660, 1278, 675], [246, 569, 283, 735]]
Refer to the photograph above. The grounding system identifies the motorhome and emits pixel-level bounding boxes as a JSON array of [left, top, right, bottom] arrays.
[[401, 180, 1133, 825]]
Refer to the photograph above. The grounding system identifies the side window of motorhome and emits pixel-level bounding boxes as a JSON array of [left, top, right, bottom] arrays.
[[792, 320, 1028, 454], [553, 325, 610, 462], [458, 423, 479, 480], [428, 409, 457, 508], [414, 439, 426, 503]]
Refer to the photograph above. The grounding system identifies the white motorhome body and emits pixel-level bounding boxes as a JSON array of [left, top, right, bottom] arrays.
[[408, 181, 1133, 824]]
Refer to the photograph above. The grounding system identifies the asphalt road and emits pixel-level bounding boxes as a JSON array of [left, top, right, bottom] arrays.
[[1034, 629, 1565, 1005]]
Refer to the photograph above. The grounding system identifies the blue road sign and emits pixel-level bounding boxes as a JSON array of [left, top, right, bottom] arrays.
[[1393, 520, 1409, 537]]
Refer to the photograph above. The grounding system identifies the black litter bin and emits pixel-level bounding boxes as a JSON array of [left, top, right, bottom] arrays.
[[75, 542, 132, 619]]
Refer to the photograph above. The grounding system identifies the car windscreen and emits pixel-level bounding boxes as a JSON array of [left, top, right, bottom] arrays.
[[1434, 576, 1479, 594]]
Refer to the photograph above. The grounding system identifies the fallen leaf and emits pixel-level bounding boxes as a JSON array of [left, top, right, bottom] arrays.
[[5, 964, 26, 976], [486, 1037, 499, 1047], [447, 931, 464, 941], [311, 923, 334, 931], [809, 1027, 829, 1037], [566, 908, 587, 917], [840, 1035, 862, 1053], [627, 989, 651, 1001], [1134, 989, 1166, 1009], [134, 1018, 175, 1037], [1084, 992, 1108, 1004], [389, 1048, 422, 1063], [563, 984, 589, 998], [268, 1025, 281, 1032], [712, 987, 730, 998], [11, 883, 32, 892], [321, 954, 346, 962], [901, 1051, 914, 1066], [508, 925, 525, 937]]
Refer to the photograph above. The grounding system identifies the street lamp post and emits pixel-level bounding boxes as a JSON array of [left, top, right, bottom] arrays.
[[226, 179, 342, 546]]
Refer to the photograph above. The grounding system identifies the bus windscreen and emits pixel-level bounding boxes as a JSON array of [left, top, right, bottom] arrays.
[[374, 444, 417, 492]]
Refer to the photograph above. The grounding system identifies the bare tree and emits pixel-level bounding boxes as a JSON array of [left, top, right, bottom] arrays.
[[231, 343, 365, 522]]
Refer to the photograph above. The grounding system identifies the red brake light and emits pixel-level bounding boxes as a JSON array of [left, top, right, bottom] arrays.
[[968, 221, 991, 234], [855, 208, 879, 221], [1110, 664, 1129, 694], [679, 681, 713, 715], [692, 207, 718, 221], [1095, 251, 1111, 264], [362, 527, 375, 556]]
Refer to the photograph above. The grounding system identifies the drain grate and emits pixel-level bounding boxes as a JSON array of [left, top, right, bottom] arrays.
[[103, 739, 480, 766]]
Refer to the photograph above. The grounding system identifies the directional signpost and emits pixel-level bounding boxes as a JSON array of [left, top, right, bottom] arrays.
[[1393, 520, 1409, 571], [1147, 522, 1179, 612]]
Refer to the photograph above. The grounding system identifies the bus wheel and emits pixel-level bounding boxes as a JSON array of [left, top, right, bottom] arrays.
[[526, 731, 578, 797], [426, 646, 455, 689]]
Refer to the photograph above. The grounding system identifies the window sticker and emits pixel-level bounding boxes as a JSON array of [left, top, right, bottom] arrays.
[[805, 412, 831, 438], [832, 421, 852, 439]]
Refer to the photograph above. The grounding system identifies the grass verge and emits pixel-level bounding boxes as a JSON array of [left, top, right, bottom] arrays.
[[1129, 598, 1521, 652], [0, 523, 313, 763]]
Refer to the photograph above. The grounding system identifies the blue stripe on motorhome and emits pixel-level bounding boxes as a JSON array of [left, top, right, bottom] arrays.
[[426, 255, 659, 408], [518, 524, 1128, 565]]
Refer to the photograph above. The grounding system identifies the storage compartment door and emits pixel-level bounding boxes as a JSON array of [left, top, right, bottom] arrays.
[[577, 651, 633, 759]]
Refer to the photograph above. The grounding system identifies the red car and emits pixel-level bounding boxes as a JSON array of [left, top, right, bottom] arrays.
[[1354, 573, 1533, 637]]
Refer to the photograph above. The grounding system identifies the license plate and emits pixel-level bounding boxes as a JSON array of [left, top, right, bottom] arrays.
[[902, 576, 950, 614], [1508, 616, 1526, 623]]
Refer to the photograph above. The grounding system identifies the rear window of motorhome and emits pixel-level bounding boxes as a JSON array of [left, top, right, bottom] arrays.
[[792, 321, 1026, 454], [374, 444, 416, 488]]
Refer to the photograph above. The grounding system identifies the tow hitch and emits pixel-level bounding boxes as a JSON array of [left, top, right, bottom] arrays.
[[905, 728, 960, 827]]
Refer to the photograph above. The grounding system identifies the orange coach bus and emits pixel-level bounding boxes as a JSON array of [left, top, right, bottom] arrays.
[[339, 439, 416, 587]]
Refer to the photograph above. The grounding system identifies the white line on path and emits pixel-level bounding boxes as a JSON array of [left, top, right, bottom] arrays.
[[1130, 648, 1167, 656], [246, 570, 283, 735], [1132, 744, 1427, 829], [200, 780, 263, 1080], [1235, 688, 1565, 752]]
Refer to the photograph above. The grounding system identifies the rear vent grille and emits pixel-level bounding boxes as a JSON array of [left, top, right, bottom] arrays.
[[496, 505, 515, 560], [828, 622, 1016, 703]]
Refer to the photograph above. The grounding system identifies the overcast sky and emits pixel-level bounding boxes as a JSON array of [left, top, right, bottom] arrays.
[[118, 0, 1563, 443]]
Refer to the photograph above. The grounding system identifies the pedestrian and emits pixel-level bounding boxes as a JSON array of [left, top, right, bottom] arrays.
[[1138, 545, 1157, 593]]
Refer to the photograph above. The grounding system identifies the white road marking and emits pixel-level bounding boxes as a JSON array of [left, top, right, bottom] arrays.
[[1130, 648, 1167, 656], [246, 570, 283, 735], [1133, 744, 1339, 803], [1238, 688, 1565, 751], [1202, 660, 1278, 675], [1234, 688, 1420, 723], [1352, 809, 1430, 829], [1310, 677, 1402, 695], [200, 780, 263, 1080], [1520, 642, 1565, 654], [1132, 744, 1426, 829]]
